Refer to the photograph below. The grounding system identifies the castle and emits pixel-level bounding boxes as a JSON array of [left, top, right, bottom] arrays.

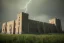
[[2, 12, 62, 34]]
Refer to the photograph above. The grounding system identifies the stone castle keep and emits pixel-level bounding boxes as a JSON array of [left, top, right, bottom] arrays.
[[2, 12, 62, 34]]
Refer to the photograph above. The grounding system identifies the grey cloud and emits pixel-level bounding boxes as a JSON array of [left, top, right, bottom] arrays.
[[0, 0, 64, 30]]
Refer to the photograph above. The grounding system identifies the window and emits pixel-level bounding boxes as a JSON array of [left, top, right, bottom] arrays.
[[19, 16, 20, 18], [18, 17, 20, 21]]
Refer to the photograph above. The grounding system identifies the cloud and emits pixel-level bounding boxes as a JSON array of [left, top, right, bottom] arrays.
[[1, 0, 64, 30]]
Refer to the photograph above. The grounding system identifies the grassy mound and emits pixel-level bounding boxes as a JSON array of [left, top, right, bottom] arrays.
[[0, 34, 64, 43]]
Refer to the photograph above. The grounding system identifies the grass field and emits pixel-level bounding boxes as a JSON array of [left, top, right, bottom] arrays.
[[0, 34, 64, 43]]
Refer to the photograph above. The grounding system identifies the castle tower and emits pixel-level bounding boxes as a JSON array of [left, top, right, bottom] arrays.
[[15, 12, 28, 34], [49, 18, 62, 33]]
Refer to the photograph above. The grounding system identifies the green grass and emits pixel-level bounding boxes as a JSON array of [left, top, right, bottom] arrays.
[[0, 34, 64, 43]]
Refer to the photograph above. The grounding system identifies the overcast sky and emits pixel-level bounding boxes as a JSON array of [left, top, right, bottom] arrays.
[[0, 0, 64, 31]]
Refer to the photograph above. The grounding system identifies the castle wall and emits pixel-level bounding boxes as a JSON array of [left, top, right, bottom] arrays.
[[15, 19, 19, 34], [49, 18, 62, 33], [43, 23, 50, 33], [15, 12, 28, 34], [15, 13, 22, 34], [2, 22, 7, 34], [28, 20, 39, 34], [28, 20, 44, 34], [43, 22, 57, 33], [28, 20, 57, 34], [7, 20, 14, 34], [56, 19, 62, 33], [1, 12, 62, 34], [22, 12, 28, 34]]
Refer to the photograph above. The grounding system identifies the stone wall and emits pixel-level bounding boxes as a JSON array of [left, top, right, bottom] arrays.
[[7, 20, 14, 34], [2, 22, 7, 34], [28, 20, 57, 34], [1, 12, 62, 34]]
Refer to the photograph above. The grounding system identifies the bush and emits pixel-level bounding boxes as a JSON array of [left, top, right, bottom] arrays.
[[0, 34, 64, 43]]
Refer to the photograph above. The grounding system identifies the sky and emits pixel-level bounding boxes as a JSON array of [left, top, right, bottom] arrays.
[[0, 0, 64, 31]]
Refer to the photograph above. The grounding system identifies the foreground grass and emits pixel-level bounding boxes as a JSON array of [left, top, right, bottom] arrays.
[[0, 34, 64, 43]]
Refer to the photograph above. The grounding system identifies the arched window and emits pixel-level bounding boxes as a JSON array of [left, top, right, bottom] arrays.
[[18, 17, 20, 21]]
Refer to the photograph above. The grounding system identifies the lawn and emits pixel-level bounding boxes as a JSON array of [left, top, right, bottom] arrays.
[[0, 34, 64, 43]]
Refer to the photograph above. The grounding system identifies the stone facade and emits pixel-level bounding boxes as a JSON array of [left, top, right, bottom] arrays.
[[49, 18, 62, 33], [28, 20, 57, 34], [2, 22, 7, 34], [2, 12, 62, 34], [7, 20, 14, 34], [15, 13, 22, 34]]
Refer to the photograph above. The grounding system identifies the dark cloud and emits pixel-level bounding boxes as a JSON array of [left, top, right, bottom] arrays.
[[0, 0, 64, 30]]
